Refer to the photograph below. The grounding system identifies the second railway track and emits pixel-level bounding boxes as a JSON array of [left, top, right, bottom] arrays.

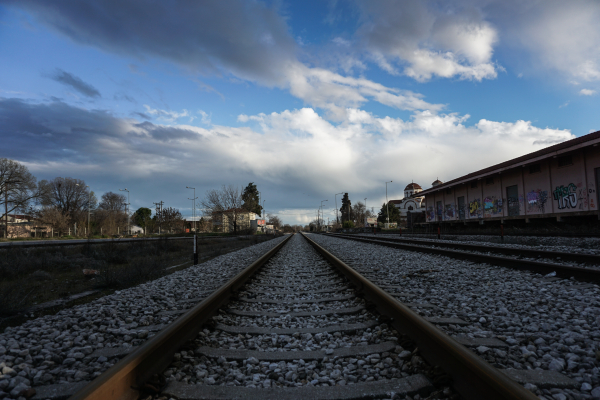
[[67, 233, 554, 400], [330, 233, 600, 282]]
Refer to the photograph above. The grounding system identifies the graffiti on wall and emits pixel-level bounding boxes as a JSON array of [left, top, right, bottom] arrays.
[[426, 206, 435, 222], [553, 183, 578, 209], [526, 189, 548, 213], [444, 203, 455, 219], [483, 196, 503, 217], [577, 186, 588, 210], [590, 187, 597, 209], [469, 199, 482, 218]]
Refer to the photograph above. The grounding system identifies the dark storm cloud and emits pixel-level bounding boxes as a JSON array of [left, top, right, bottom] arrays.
[[16, 1, 297, 86], [0, 97, 121, 162], [46, 69, 101, 98]]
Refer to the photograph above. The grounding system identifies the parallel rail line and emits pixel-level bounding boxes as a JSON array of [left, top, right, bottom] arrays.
[[331, 233, 600, 282], [68, 232, 541, 400]]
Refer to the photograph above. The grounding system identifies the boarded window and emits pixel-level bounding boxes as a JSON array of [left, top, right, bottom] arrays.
[[470, 181, 478, 189], [485, 178, 494, 185], [557, 155, 573, 167], [529, 163, 541, 174]]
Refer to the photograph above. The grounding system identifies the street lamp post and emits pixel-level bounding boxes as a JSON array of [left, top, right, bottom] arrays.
[[119, 188, 130, 235], [364, 197, 367, 227], [320, 200, 328, 231], [334, 192, 343, 226], [76, 184, 91, 236], [187, 186, 198, 265], [385, 181, 393, 226], [186, 187, 197, 233]]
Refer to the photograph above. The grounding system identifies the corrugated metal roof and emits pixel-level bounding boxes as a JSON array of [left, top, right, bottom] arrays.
[[419, 130, 600, 195]]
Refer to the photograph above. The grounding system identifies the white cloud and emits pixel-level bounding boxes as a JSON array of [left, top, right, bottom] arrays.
[[198, 110, 212, 125], [579, 89, 597, 96], [355, 1, 500, 82], [143, 105, 189, 122], [493, 0, 600, 84], [2, 98, 575, 224]]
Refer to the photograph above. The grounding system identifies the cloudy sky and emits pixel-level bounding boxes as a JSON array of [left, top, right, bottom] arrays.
[[1, 0, 599, 225]]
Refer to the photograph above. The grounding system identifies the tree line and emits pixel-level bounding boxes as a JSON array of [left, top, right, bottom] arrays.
[[0, 158, 184, 237]]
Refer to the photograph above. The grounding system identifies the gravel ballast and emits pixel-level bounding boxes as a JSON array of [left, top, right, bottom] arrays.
[[310, 233, 600, 400], [0, 236, 288, 399]]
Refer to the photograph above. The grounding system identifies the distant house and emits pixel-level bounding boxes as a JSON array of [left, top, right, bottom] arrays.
[[212, 209, 260, 233], [2, 214, 51, 238]]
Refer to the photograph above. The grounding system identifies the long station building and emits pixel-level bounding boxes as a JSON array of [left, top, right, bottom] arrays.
[[418, 130, 600, 224]]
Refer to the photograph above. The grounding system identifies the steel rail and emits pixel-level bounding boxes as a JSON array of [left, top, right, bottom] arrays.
[[334, 233, 600, 265], [329, 233, 600, 282], [69, 234, 293, 400], [301, 232, 538, 400]]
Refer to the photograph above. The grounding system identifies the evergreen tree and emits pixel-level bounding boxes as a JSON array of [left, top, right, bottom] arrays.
[[339, 193, 352, 223], [241, 182, 263, 216], [377, 201, 401, 224]]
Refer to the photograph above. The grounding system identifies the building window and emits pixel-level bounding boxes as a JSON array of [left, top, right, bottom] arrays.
[[485, 178, 494, 185], [557, 155, 573, 168], [529, 163, 541, 174], [408, 206, 413, 210], [470, 181, 478, 189], [446, 188, 452, 194]]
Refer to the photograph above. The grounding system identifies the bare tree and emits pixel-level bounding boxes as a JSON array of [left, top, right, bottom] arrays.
[[266, 213, 282, 229], [0, 158, 45, 238], [94, 192, 128, 235], [156, 207, 183, 233], [39, 177, 97, 225], [352, 201, 371, 227], [98, 192, 127, 211], [200, 185, 244, 233], [37, 207, 70, 236]]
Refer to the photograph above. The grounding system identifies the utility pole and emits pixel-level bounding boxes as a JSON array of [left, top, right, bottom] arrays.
[[385, 181, 393, 226], [120, 188, 130, 235], [320, 200, 328, 231], [153, 200, 164, 234]]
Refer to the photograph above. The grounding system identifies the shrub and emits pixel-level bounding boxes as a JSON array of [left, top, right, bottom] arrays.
[[342, 221, 355, 228]]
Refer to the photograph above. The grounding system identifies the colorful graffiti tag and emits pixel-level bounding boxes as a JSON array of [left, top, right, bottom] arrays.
[[483, 196, 503, 217], [553, 183, 578, 209], [469, 199, 482, 218], [444, 203, 455, 220], [526, 189, 548, 213], [426, 206, 435, 222]]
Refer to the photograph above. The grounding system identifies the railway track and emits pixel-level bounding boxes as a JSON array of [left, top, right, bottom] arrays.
[[66, 233, 556, 400], [330, 233, 600, 282]]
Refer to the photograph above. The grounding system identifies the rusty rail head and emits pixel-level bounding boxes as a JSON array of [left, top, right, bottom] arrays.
[[301, 232, 538, 400], [69, 234, 293, 400]]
